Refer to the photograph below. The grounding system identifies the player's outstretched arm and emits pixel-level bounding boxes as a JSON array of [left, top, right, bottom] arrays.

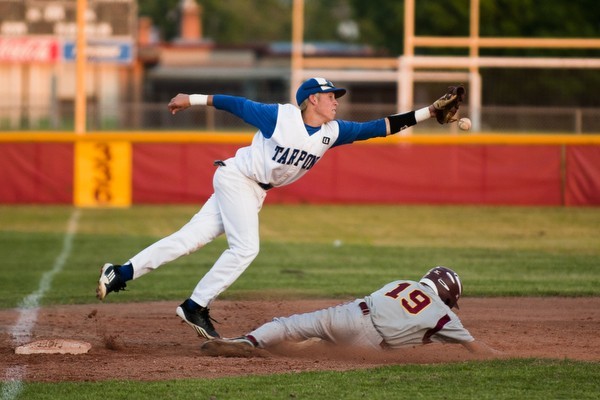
[[462, 339, 503, 355], [384, 105, 436, 135], [383, 84, 465, 134], [168, 94, 214, 115]]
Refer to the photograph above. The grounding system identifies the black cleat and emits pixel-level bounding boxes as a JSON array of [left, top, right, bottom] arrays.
[[96, 263, 127, 301], [176, 302, 220, 339]]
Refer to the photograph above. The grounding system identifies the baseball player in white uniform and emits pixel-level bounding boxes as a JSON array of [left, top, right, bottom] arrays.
[[96, 78, 465, 340], [201, 267, 499, 355]]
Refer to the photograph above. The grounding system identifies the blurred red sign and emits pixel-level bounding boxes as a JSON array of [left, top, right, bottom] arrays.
[[0, 37, 59, 62]]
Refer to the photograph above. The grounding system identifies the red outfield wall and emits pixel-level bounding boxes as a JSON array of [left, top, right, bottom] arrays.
[[0, 143, 73, 203], [2, 140, 599, 206]]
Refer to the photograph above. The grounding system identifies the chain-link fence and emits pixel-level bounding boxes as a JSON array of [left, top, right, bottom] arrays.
[[3, 102, 600, 133]]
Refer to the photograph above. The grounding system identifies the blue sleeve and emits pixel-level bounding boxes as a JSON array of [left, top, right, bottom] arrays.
[[213, 94, 279, 138], [332, 119, 387, 147]]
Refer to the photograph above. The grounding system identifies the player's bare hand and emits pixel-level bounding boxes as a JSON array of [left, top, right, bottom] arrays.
[[168, 94, 191, 115], [463, 340, 503, 356]]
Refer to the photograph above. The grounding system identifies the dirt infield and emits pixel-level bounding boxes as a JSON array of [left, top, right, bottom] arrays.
[[1, 297, 598, 382]]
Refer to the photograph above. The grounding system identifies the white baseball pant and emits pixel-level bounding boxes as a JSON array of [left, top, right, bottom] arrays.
[[129, 160, 267, 307], [249, 299, 384, 350]]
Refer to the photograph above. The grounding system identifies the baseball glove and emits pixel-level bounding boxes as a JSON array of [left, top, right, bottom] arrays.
[[433, 85, 466, 124]]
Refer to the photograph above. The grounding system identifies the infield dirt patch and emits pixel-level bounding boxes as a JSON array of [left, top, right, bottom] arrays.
[[1, 297, 598, 382]]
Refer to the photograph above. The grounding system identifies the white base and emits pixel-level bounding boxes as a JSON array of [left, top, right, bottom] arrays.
[[15, 339, 92, 355]]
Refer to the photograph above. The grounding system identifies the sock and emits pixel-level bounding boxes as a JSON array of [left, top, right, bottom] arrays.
[[183, 298, 201, 311], [245, 335, 259, 347], [118, 262, 134, 281]]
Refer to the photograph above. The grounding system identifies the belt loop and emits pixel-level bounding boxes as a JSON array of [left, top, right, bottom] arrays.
[[258, 182, 273, 191], [358, 301, 369, 315]]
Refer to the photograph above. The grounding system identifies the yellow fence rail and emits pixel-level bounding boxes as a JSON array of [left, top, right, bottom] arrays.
[[2, 132, 600, 145]]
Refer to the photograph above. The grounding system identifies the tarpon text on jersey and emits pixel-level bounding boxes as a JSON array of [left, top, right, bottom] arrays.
[[272, 146, 320, 170]]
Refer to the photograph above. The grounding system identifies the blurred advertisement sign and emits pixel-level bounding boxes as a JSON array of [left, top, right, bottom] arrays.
[[0, 37, 132, 63], [0, 37, 59, 62], [63, 40, 133, 63], [0, 0, 135, 64]]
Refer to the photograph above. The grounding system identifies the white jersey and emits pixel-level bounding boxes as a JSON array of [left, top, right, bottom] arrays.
[[365, 280, 473, 348], [248, 279, 474, 351], [234, 104, 339, 187]]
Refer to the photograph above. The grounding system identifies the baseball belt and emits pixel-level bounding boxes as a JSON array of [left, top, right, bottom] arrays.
[[358, 301, 390, 350], [213, 160, 273, 190]]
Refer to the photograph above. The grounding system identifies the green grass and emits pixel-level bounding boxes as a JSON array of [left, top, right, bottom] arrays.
[[1, 205, 598, 307], [1, 204, 599, 399], [12, 359, 600, 400]]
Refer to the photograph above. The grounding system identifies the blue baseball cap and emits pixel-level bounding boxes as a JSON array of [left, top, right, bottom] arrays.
[[295, 77, 347, 106]]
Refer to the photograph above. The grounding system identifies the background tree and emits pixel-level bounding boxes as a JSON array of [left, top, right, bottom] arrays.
[[348, 0, 600, 106], [138, 0, 180, 41], [138, 0, 600, 106], [138, 0, 357, 44]]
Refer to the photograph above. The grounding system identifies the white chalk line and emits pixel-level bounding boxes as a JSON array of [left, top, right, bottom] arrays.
[[2, 209, 80, 400]]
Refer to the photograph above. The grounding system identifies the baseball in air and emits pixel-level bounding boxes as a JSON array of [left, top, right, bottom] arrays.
[[458, 118, 472, 131]]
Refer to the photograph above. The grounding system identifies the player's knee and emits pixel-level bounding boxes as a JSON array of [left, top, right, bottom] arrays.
[[232, 243, 260, 261]]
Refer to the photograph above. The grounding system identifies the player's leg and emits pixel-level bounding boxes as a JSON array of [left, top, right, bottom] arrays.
[[248, 300, 383, 349], [128, 194, 224, 278], [189, 164, 266, 307], [96, 193, 224, 300], [177, 164, 266, 339]]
